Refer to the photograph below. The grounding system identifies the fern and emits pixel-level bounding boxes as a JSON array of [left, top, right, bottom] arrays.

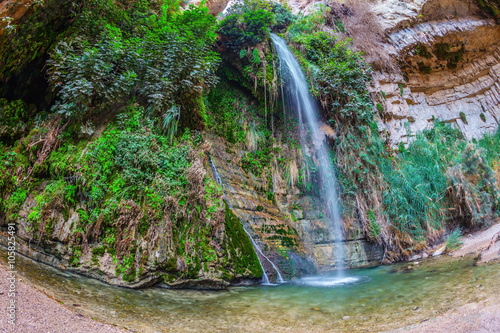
[[162, 106, 181, 144]]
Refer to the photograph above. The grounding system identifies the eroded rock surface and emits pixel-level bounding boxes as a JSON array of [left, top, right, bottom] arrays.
[[368, 0, 500, 145], [208, 133, 384, 275], [453, 221, 500, 263]]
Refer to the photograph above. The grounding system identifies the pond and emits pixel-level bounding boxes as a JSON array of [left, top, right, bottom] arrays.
[[1, 249, 499, 332]]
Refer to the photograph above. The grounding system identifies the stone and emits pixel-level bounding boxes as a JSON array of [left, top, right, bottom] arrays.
[[433, 246, 446, 256], [366, 0, 500, 147], [342, 316, 350, 320], [409, 254, 422, 261], [292, 209, 304, 220]]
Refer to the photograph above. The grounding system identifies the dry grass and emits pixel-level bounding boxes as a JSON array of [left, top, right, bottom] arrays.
[[114, 200, 142, 259], [24, 116, 67, 182], [341, 0, 396, 72]]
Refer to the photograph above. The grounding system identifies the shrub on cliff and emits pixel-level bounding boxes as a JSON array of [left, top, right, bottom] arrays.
[[218, 4, 275, 50], [47, 1, 219, 130]]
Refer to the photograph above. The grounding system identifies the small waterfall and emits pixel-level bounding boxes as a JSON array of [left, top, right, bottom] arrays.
[[207, 154, 284, 284], [242, 228, 285, 284], [271, 34, 345, 276]]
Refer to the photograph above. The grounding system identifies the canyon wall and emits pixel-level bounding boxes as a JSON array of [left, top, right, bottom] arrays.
[[208, 134, 384, 276], [370, 0, 500, 145], [2, 0, 499, 285]]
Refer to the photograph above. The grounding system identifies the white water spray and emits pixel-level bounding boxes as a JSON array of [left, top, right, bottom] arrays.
[[271, 34, 345, 276]]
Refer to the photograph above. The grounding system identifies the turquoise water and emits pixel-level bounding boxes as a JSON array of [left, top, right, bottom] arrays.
[[1, 249, 499, 332]]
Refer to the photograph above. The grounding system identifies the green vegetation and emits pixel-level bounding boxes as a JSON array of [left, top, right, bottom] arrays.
[[460, 112, 468, 124], [219, 4, 274, 50], [445, 228, 463, 252], [286, 7, 500, 259], [434, 43, 464, 69], [2, 0, 500, 285], [477, 0, 500, 21], [224, 203, 263, 278], [287, 19, 373, 124], [0, 0, 268, 285], [47, 0, 219, 128]]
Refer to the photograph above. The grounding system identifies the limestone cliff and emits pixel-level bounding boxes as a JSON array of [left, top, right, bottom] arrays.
[[195, 0, 500, 145], [369, 0, 500, 145]]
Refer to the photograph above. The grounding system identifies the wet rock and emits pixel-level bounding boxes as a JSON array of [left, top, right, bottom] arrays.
[[165, 278, 230, 290], [433, 246, 446, 257]]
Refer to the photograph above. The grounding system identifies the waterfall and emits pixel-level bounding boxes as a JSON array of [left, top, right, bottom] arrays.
[[207, 154, 284, 284], [271, 34, 345, 276]]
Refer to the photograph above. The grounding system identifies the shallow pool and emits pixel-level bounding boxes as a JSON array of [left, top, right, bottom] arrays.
[[1, 249, 499, 332]]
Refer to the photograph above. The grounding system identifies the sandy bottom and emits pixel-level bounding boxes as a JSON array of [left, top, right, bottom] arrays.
[[0, 264, 126, 333], [393, 300, 500, 333]]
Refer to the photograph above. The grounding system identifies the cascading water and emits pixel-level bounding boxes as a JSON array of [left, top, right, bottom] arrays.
[[271, 34, 345, 277], [207, 154, 284, 284]]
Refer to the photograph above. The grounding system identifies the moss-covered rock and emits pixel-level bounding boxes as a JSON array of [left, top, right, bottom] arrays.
[[224, 202, 263, 279]]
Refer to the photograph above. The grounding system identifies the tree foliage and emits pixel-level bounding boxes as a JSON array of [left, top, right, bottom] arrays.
[[219, 6, 275, 50], [47, 1, 220, 129]]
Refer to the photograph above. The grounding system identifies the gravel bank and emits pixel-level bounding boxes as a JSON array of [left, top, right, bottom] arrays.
[[0, 264, 127, 333], [453, 222, 500, 263], [393, 300, 500, 333]]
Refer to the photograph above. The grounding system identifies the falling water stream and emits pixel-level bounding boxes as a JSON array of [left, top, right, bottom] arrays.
[[208, 154, 284, 284], [271, 34, 346, 276]]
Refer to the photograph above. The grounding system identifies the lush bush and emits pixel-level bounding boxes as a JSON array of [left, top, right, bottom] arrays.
[[219, 7, 275, 50], [305, 33, 373, 123], [380, 123, 463, 240], [272, 3, 296, 31], [287, 8, 326, 38], [47, 2, 219, 129], [205, 80, 249, 143], [445, 228, 463, 251], [447, 143, 499, 226]]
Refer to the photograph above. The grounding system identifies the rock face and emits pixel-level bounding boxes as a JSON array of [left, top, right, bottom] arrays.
[[368, 0, 500, 145], [3, 189, 262, 289], [208, 133, 384, 276], [0, 0, 35, 32], [452, 221, 500, 263]]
